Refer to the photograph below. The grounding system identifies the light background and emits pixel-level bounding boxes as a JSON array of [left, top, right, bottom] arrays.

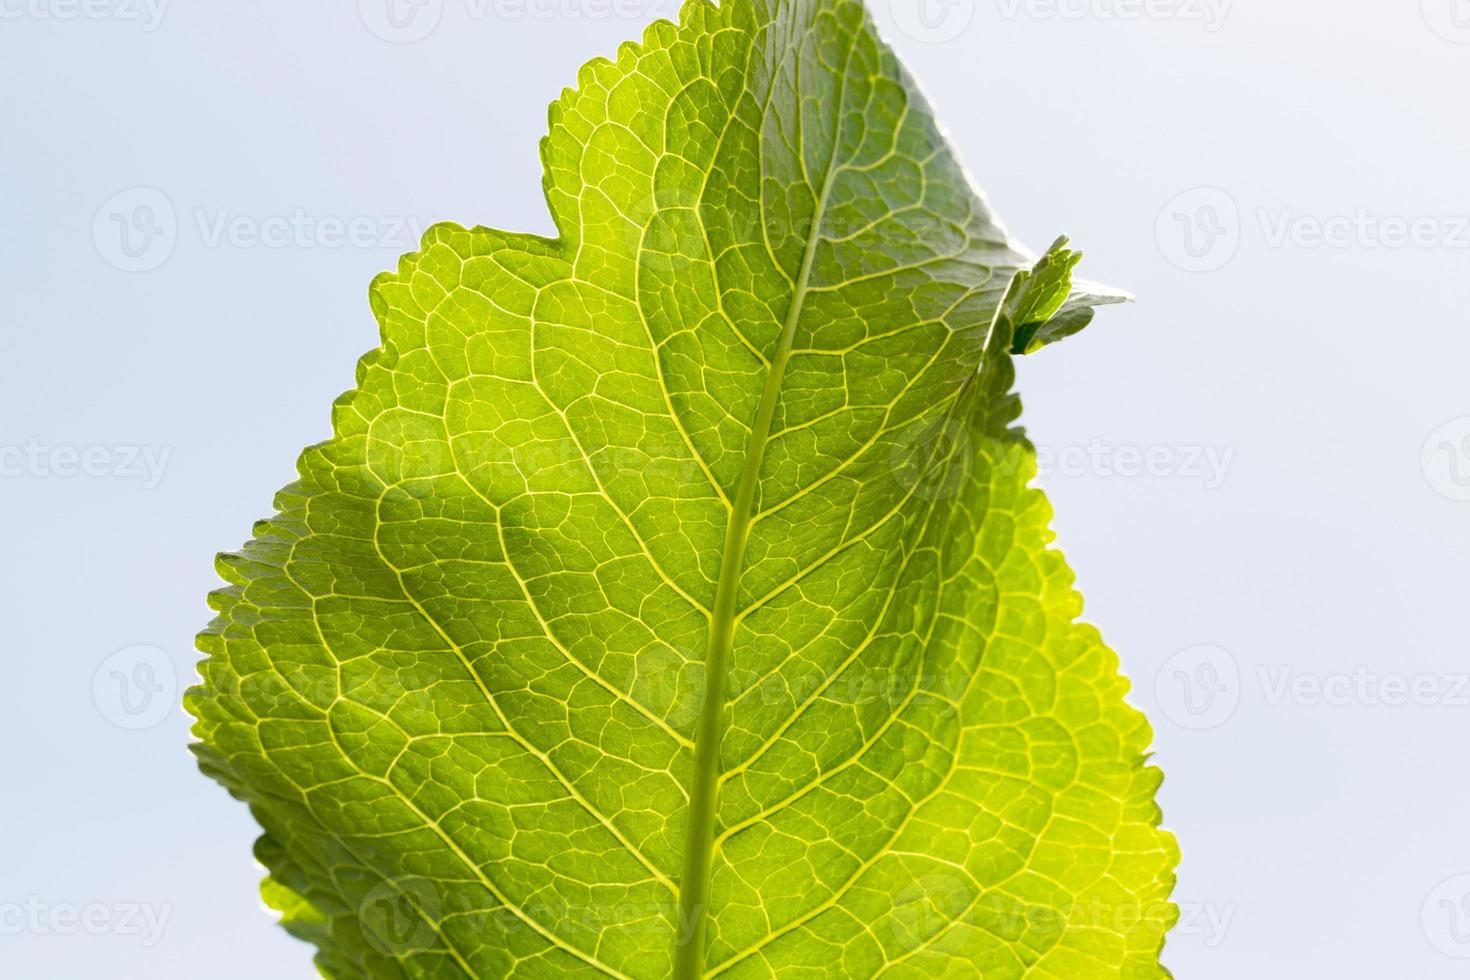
[[3, 0, 1469, 976]]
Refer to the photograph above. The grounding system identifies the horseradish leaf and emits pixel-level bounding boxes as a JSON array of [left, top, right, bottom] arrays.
[[188, 1, 1176, 976]]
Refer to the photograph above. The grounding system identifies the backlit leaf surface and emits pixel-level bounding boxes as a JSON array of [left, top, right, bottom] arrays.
[[188, 2, 1177, 976]]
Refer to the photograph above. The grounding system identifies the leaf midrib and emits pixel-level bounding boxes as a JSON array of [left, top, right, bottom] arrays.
[[671, 59, 853, 980]]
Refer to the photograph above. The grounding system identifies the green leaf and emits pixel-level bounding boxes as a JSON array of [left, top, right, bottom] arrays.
[[187, 1, 1177, 976], [1007, 237, 1127, 356]]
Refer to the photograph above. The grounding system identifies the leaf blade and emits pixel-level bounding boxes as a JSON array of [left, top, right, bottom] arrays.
[[188, 2, 1177, 977]]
